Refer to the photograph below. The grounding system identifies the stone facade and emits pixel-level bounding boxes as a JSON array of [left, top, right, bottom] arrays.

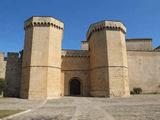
[[0, 16, 160, 99], [61, 50, 90, 96], [0, 53, 6, 80]]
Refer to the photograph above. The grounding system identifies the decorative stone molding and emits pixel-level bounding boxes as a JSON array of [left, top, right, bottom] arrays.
[[87, 20, 126, 40], [24, 16, 64, 30], [61, 50, 89, 57]]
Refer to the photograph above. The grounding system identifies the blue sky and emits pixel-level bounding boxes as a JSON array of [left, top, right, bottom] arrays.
[[0, 0, 160, 53]]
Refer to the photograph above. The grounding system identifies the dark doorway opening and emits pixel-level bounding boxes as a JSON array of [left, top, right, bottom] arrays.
[[70, 79, 81, 96]]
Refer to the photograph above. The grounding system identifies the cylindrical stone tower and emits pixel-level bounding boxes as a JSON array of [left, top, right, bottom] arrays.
[[20, 16, 64, 100], [87, 20, 130, 97]]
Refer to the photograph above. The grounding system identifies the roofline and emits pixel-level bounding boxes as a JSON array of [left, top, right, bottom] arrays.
[[154, 45, 160, 50], [88, 19, 126, 28], [24, 16, 64, 23], [126, 38, 152, 41], [81, 41, 88, 43], [87, 19, 126, 33], [86, 20, 127, 40], [62, 49, 88, 51]]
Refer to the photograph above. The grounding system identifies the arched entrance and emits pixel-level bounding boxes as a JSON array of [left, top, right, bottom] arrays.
[[70, 79, 81, 96]]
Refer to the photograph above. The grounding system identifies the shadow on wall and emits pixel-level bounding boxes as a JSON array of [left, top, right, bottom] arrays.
[[3, 52, 22, 97], [0, 78, 5, 96]]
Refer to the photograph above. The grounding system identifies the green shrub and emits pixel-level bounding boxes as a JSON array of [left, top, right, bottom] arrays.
[[133, 87, 142, 94], [130, 91, 134, 94]]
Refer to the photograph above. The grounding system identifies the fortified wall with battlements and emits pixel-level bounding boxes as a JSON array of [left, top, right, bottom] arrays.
[[0, 16, 160, 99]]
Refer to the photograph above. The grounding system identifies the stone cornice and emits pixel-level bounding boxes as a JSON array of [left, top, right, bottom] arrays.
[[24, 16, 64, 30], [87, 20, 126, 41]]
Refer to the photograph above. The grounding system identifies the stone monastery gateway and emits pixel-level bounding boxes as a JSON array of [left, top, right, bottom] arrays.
[[0, 16, 160, 100]]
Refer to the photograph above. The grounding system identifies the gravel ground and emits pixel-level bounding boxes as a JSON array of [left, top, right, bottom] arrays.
[[0, 97, 43, 110], [0, 95, 159, 120]]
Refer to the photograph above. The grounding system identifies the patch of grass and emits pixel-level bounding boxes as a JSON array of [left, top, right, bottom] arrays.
[[0, 110, 23, 118]]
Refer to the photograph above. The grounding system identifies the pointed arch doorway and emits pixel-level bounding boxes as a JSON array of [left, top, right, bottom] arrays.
[[69, 78, 81, 96]]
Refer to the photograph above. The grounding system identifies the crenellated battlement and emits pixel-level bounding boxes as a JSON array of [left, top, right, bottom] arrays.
[[24, 16, 64, 30], [87, 20, 126, 40], [62, 50, 89, 57]]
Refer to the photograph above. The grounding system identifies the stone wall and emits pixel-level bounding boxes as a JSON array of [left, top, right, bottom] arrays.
[[127, 51, 160, 93], [0, 53, 6, 79], [126, 39, 153, 51], [4, 52, 22, 97], [61, 50, 90, 96]]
